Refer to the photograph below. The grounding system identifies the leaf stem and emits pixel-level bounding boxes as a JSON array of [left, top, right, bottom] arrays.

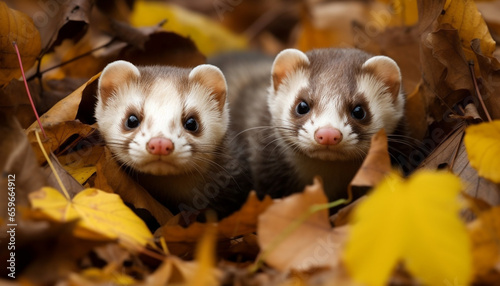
[[468, 61, 492, 122], [12, 41, 47, 139], [35, 131, 71, 200], [248, 198, 349, 273]]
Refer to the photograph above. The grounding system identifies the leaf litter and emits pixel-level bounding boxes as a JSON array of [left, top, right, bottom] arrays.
[[2, 0, 500, 285]]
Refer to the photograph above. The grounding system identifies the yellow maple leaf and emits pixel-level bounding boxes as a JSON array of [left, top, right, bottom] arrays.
[[29, 187, 153, 248], [464, 120, 500, 183], [344, 170, 472, 286]]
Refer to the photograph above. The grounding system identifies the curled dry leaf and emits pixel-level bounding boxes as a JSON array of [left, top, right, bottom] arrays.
[[96, 148, 174, 227], [0, 2, 41, 86], [257, 178, 347, 272], [27, 73, 101, 132], [349, 129, 391, 188], [331, 128, 391, 226]]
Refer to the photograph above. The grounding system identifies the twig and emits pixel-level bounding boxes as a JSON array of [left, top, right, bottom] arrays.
[[468, 61, 492, 122], [12, 41, 47, 139], [27, 38, 116, 81]]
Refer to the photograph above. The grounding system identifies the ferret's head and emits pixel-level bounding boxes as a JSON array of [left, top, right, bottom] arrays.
[[268, 48, 404, 161], [95, 61, 229, 175]]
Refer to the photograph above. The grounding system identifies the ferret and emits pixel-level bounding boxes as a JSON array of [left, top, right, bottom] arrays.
[[94, 61, 251, 223], [214, 48, 406, 202]]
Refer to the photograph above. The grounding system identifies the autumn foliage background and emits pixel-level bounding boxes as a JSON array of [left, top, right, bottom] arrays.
[[1, 0, 500, 285]]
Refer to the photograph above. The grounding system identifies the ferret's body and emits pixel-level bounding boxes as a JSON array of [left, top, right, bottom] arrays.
[[95, 61, 251, 221], [213, 49, 406, 201]]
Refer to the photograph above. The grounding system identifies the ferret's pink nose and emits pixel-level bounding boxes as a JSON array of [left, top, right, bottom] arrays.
[[315, 127, 343, 145], [147, 137, 174, 155]]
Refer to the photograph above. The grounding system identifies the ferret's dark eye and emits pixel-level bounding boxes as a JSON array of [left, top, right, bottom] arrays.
[[184, 117, 198, 132], [125, 115, 140, 129], [351, 105, 366, 120], [296, 101, 310, 115]]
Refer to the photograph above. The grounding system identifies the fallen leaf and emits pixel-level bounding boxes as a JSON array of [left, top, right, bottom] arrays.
[[418, 120, 500, 208], [4, 0, 92, 53], [404, 82, 428, 140], [439, 0, 496, 62], [0, 112, 45, 213], [344, 170, 472, 286], [0, 2, 41, 86], [187, 218, 220, 286], [42, 153, 84, 198], [470, 39, 500, 120], [26, 120, 97, 165], [3, 220, 106, 285], [349, 129, 391, 188], [257, 178, 347, 271], [468, 206, 500, 278], [130, 1, 247, 56], [464, 120, 500, 183], [29, 187, 154, 249], [26, 73, 100, 132], [157, 192, 272, 240], [218, 192, 273, 238], [96, 148, 174, 227]]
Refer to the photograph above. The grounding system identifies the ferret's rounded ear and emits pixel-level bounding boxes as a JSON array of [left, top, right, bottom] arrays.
[[189, 64, 227, 111], [98, 60, 140, 104], [272, 49, 310, 92], [362, 56, 402, 100]]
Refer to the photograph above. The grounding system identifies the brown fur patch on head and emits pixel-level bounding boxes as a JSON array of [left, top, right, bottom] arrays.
[[188, 64, 227, 111], [361, 56, 401, 101], [98, 61, 141, 106], [272, 49, 310, 92]]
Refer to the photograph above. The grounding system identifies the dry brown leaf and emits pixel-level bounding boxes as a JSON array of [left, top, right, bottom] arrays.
[[404, 82, 428, 140], [42, 153, 84, 199], [0, 112, 45, 215], [4, 0, 92, 52], [27, 73, 100, 132], [26, 120, 96, 165], [142, 256, 200, 286], [349, 129, 391, 188], [471, 39, 500, 120], [439, 0, 496, 62], [218, 192, 273, 238], [468, 206, 500, 279], [257, 178, 347, 271], [418, 121, 500, 211], [155, 192, 274, 242], [0, 2, 41, 86], [96, 148, 174, 227]]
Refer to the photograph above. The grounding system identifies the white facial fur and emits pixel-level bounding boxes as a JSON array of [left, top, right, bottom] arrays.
[[268, 49, 404, 162], [95, 61, 229, 176]]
